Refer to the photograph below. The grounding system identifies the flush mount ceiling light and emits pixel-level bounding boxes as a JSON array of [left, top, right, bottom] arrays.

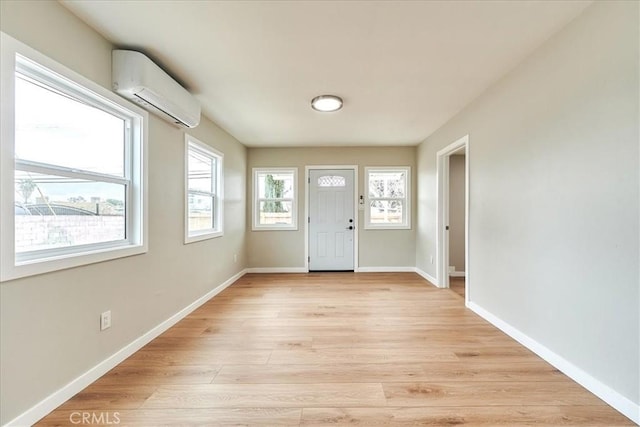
[[311, 95, 343, 112]]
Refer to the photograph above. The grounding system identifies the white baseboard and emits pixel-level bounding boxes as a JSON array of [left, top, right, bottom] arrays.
[[356, 266, 416, 273], [467, 301, 639, 425], [246, 267, 308, 273], [414, 267, 439, 287], [5, 268, 248, 427], [248, 267, 420, 274], [449, 271, 466, 277]]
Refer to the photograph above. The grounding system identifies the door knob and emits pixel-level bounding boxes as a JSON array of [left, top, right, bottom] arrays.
[[346, 226, 354, 230]]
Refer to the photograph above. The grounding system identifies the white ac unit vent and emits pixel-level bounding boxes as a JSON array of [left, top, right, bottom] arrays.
[[112, 50, 201, 128]]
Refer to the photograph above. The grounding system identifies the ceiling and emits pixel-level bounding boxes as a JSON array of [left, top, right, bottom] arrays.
[[60, 0, 591, 147]]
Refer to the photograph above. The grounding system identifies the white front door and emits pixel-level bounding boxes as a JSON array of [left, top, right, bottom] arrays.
[[309, 169, 355, 271]]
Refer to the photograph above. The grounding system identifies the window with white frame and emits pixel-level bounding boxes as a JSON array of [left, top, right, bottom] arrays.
[[185, 135, 223, 243], [0, 33, 147, 282], [364, 167, 411, 229], [252, 168, 297, 230]]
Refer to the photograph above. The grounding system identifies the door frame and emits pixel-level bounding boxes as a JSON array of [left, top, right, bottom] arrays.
[[305, 165, 359, 272], [436, 135, 469, 304]]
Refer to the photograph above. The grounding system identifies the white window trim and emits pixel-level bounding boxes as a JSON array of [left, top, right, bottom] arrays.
[[184, 135, 224, 243], [364, 166, 411, 230], [252, 167, 298, 231], [0, 32, 148, 282]]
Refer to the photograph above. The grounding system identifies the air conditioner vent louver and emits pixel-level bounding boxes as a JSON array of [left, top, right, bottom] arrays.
[[112, 50, 200, 128], [133, 93, 188, 127]]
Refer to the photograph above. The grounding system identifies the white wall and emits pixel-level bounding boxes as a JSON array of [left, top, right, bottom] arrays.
[[0, 1, 247, 424], [247, 147, 417, 270], [417, 0, 638, 410]]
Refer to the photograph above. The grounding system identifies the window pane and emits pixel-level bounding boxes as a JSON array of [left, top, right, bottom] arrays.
[[368, 171, 405, 198], [15, 75, 125, 176], [369, 200, 403, 224], [188, 193, 214, 232], [318, 175, 346, 187], [188, 149, 213, 193], [14, 171, 126, 253], [259, 200, 293, 225], [258, 172, 294, 199]]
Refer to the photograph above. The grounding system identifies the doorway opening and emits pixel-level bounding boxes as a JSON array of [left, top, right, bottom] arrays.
[[436, 135, 469, 304], [305, 166, 358, 272]]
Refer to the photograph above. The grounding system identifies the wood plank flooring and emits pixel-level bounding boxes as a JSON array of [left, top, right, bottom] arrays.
[[37, 273, 633, 426], [449, 276, 466, 299]]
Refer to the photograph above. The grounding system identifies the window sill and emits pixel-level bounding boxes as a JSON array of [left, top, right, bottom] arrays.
[[184, 230, 224, 244], [1, 242, 148, 282], [364, 225, 412, 230], [252, 225, 298, 231]]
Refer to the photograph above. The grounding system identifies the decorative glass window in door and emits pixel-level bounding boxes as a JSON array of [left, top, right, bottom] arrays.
[[317, 175, 346, 187]]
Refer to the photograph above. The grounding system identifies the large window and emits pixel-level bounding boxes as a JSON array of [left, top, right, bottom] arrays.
[[252, 168, 297, 230], [0, 33, 147, 281], [185, 135, 223, 243], [364, 167, 411, 229]]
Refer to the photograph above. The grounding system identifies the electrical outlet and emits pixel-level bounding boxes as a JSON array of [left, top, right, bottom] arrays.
[[430, 255, 434, 264], [234, 253, 238, 263], [100, 310, 111, 331]]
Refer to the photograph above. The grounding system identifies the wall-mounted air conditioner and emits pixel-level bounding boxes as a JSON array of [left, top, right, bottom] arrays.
[[112, 50, 201, 128]]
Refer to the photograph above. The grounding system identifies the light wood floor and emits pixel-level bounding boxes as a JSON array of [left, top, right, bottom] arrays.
[[449, 276, 466, 299], [37, 273, 632, 426]]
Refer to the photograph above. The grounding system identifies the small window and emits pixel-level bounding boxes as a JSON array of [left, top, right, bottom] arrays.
[[253, 168, 297, 230], [185, 135, 223, 243], [364, 167, 411, 229], [0, 33, 147, 282], [318, 175, 346, 187]]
